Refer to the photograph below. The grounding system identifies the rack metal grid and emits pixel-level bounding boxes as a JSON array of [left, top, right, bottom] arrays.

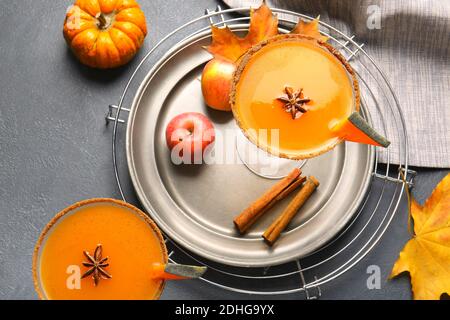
[[106, 6, 416, 298]]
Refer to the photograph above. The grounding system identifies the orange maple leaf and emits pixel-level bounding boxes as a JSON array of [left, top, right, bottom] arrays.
[[291, 16, 329, 42], [205, 3, 278, 62], [390, 173, 450, 300], [206, 5, 328, 62]]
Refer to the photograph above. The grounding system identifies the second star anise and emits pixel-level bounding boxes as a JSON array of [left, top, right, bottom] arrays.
[[277, 86, 311, 119], [81, 244, 112, 286]]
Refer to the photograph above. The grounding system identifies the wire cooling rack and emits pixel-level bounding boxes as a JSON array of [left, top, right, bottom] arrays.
[[105, 6, 416, 298]]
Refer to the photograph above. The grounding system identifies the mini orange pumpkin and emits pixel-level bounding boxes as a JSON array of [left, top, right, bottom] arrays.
[[63, 0, 147, 69]]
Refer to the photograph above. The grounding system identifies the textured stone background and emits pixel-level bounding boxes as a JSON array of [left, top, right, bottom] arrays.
[[0, 0, 448, 299]]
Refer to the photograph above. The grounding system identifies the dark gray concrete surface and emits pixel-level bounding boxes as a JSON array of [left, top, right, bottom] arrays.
[[0, 0, 448, 300]]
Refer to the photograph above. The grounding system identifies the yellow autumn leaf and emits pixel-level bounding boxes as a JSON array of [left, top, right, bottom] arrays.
[[390, 173, 450, 300]]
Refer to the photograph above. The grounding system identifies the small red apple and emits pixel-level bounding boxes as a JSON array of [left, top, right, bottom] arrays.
[[201, 58, 236, 111], [165, 112, 215, 164]]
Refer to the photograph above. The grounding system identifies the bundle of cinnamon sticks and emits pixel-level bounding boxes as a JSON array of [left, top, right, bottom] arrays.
[[233, 168, 319, 246]]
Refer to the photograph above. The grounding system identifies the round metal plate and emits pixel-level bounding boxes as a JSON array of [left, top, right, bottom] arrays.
[[126, 29, 375, 268]]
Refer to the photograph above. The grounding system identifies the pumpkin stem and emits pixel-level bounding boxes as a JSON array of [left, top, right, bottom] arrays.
[[96, 13, 111, 30]]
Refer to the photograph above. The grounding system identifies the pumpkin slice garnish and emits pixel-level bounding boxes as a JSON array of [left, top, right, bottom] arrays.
[[331, 112, 390, 147], [150, 263, 207, 280]]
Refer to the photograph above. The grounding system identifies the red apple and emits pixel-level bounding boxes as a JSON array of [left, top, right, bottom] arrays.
[[201, 58, 236, 111], [165, 112, 215, 164]]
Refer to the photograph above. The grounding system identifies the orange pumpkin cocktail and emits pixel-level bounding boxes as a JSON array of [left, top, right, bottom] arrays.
[[33, 199, 167, 300], [231, 34, 360, 160]]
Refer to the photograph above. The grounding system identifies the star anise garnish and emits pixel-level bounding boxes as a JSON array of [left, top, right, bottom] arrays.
[[277, 86, 311, 119], [81, 244, 112, 286]]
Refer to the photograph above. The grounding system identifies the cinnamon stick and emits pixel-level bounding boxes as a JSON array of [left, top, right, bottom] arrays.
[[263, 176, 320, 246], [273, 176, 306, 203], [233, 168, 302, 234], [245, 175, 306, 229]]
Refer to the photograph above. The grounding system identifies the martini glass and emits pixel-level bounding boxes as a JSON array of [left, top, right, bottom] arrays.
[[231, 35, 362, 178], [33, 199, 206, 300]]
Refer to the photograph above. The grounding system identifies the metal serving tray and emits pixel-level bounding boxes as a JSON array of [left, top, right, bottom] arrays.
[[126, 28, 374, 268]]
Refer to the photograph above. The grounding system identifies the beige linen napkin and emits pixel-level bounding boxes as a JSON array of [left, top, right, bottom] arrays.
[[223, 0, 450, 168]]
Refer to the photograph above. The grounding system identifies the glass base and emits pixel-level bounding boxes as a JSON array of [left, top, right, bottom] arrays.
[[236, 131, 306, 180]]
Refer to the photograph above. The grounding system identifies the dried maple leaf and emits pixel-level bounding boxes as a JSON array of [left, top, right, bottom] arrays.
[[390, 173, 450, 300], [291, 16, 329, 42], [205, 3, 278, 62]]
